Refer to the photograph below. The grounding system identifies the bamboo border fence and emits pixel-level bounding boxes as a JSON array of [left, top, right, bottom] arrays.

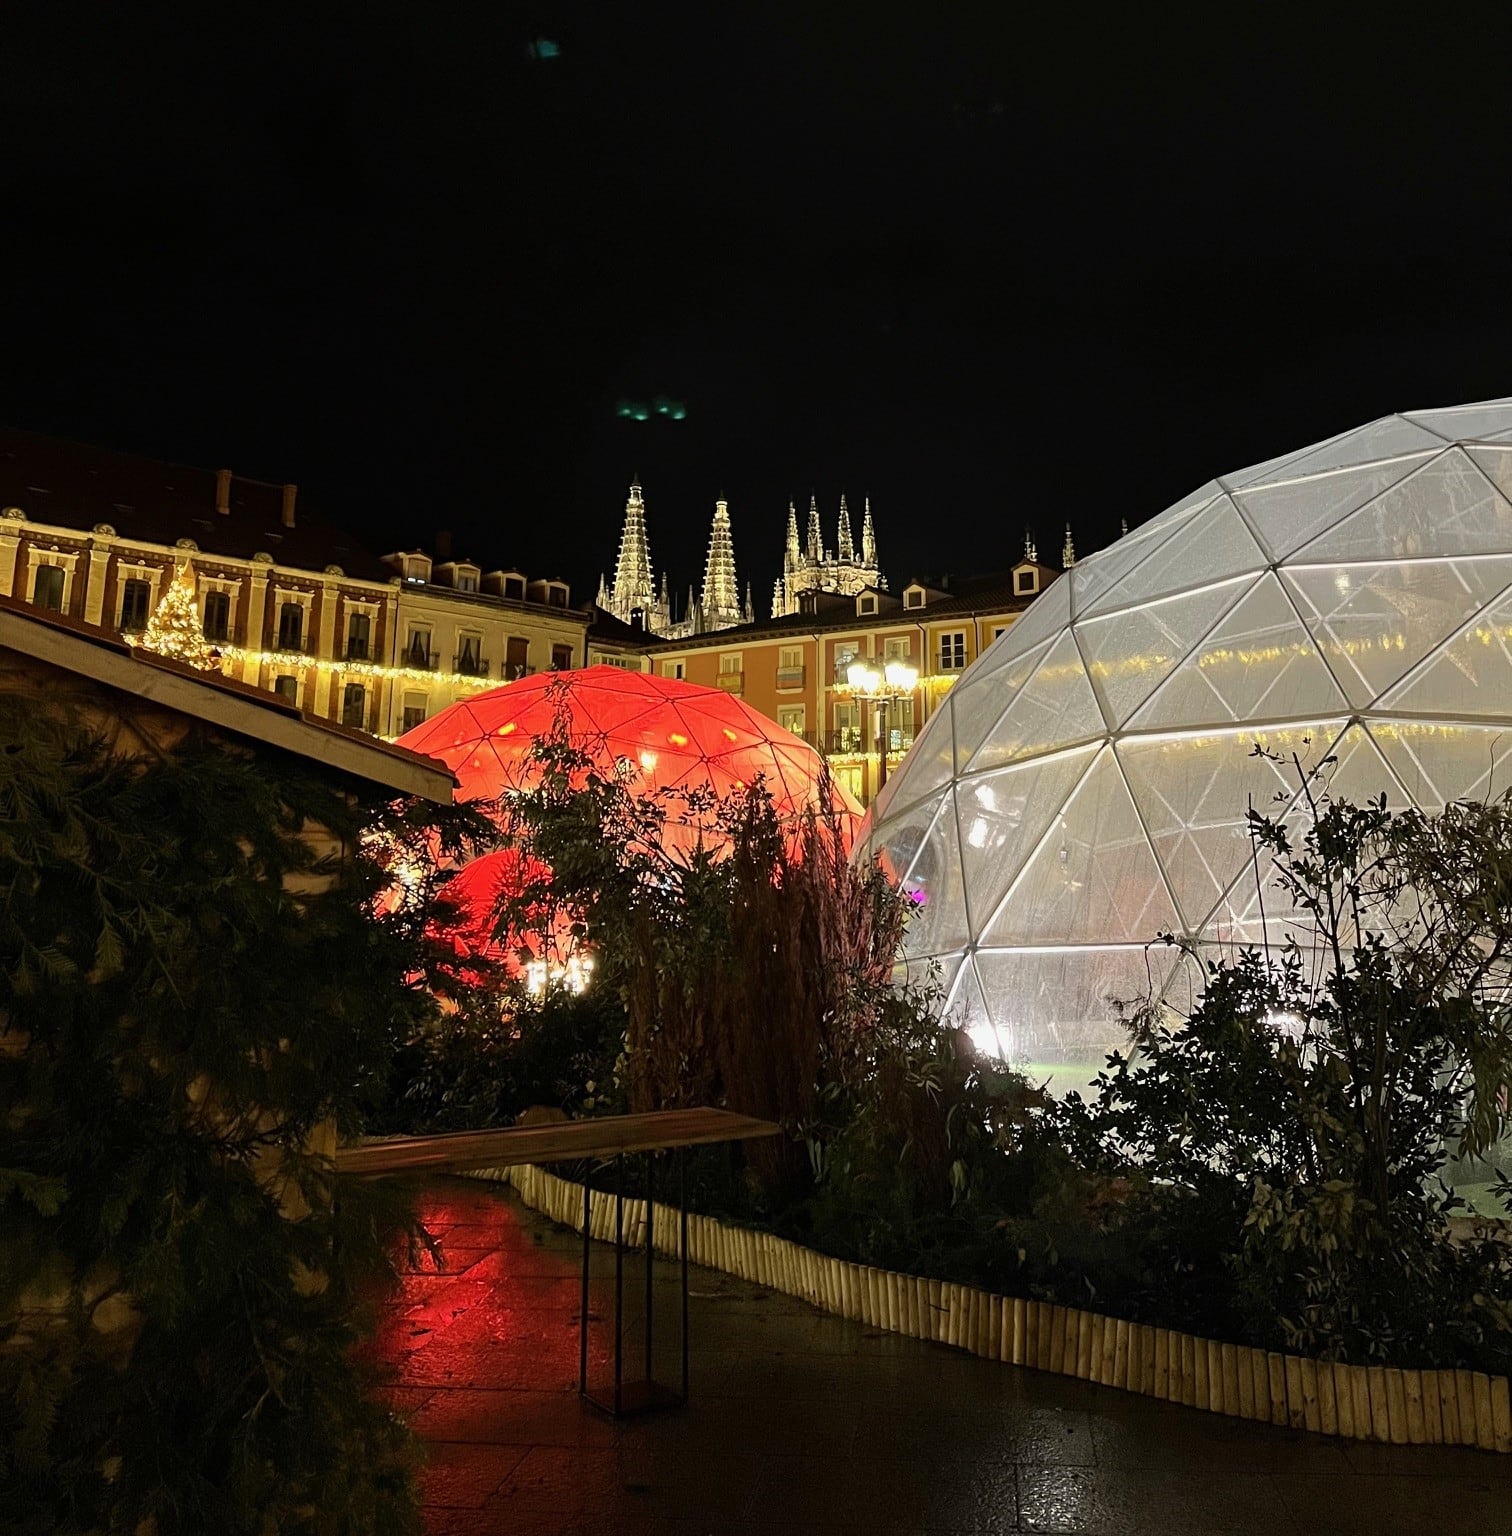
[[466, 1162, 1512, 1452]]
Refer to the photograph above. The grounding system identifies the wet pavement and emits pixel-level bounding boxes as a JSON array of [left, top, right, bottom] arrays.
[[372, 1177, 1512, 1535]]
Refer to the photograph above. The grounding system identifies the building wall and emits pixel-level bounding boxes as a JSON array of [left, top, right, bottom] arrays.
[[631, 597, 1033, 805], [0, 510, 588, 739]]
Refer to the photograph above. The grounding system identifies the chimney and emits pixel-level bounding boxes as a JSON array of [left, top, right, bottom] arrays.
[[215, 468, 232, 515], [281, 483, 297, 528], [435, 529, 453, 561]]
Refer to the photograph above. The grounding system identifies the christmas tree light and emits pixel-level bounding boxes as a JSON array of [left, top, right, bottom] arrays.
[[136, 560, 222, 671]]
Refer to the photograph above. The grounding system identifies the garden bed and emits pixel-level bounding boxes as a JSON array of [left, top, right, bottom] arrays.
[[469, 1161, 1512, 1454]]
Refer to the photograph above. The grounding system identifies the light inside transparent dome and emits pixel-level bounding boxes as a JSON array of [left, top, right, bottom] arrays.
[[862, 400, 1512, 1096]]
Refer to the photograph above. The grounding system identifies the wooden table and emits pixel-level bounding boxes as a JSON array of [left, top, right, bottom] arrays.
[[337, 1109, 781, 1417]]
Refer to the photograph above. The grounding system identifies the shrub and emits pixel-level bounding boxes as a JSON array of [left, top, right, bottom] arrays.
[[1056, 760, 1512, 1368], [0, 701, 461, 1534]]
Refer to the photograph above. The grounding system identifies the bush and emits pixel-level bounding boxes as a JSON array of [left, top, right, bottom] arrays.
[[1055, 762, 1512, 1368], [0, 702, 459, 1534]]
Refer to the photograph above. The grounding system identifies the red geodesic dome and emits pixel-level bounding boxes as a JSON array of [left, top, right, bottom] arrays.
[[397, 667, 863, 974], [399, 666, 861, 832]]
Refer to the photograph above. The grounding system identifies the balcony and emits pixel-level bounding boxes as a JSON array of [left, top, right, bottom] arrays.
[[454, 652, 491, 678], [345, 638, 370, 661], [776, 665, 805, 690], [503, 662, 536, 682], [715, 671, 744, 693], [402, 647, 439, 671]]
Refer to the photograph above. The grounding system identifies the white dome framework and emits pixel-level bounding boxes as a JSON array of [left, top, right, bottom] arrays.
[[864, 400, 1512, 1088]]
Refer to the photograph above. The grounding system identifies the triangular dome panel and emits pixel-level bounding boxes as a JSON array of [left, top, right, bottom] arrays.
[[1078, 577, 1246, 727], [886, 692, 970, 815], [890, 788, 972, 959], [1292, 448, 1512, 562], [1070, 508, 1204, 618], [980, 748, 1180, 946], [1403, 400, 1512, 443], [1372, 720, 1512, 810], [955, 745, 1098, 938], [974, 579, 1070, 672], [1255, 415, 1447, 485], [962, 632, 1106, 772], [1083, 496, 1267, 617], [949, 639, 1055, 774], [1235, 456, 1430, 562], [1117, 729, 1314, 933], [1127, 572, 1350, 729], [1284, 556, 1512, 707], [1378, 576, 1512, 718]]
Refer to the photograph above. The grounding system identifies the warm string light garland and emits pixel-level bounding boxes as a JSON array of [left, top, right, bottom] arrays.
[[213, 644, 506, 693]]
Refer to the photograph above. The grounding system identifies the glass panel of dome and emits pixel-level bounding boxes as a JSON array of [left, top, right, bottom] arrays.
[[1078, 578, 1242, 727], [1069, 509, 1203, 618], [950, 638, 1055, 773], [1316, 723, 1410, 809], [1467, 445, 1512, 500], [1283, 555, 1512, 706], [884, 695, 961, 813], [980, 747, 1179, 946], [1251, 415, 1446, 486], [1292, 448, 1512, 562], [1234, 456, 1431, 562], [955, 744, 1098, 937], [890, 788, 972, 958], [974, 945, 1181, 1086], [946, 958, 1003, 1056], [961, 632, 1105, 772], [1117, 729, 1311, 932], [1159, 479, 1224, 519], [1378, 579, 1512, 718], [1373, 720, 1512, 811], [1220, 435, 1351, 492], [1127, 572, 1350, 729], [1081, 496, 1266, 618], [975, 575, 1070, 671], [1403, 400, 1512, 442]]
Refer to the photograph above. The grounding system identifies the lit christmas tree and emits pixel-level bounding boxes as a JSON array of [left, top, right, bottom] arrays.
[[137, 560, 221, 671]]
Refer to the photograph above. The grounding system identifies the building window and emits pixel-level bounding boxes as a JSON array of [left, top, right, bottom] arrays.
[[546, 585, 567, 607], [456, 567, 479, 593], [33, 564, 65, 612], [662, 660, 685, 680], [551, 643, 574, 671], [904, 586, 925, 610], [456, 633, 485, 676], [203, 588, 231, 641], [503, 575, 526, 601], [778, 705, 806, 738], [274, 675, 299, 705], [857, 593, 877, 615], [939, 631, 967, 671], [833, 700, 861, 753], [779, 646, 802, 670], [341, 683, 367, 729], [883, 636, 910, 663], [401, 692, 428, 731], [403, 555, 430, 582], [1015, 569, 1038, 594], [991, 624, 1009, 643], [405, 628, 433, 669], [346, 611, 371, 660], [277, 601, 305, 651], [719, 653, 741, 674], [119, 577, 152, 632], [505, 636, 530, 679]]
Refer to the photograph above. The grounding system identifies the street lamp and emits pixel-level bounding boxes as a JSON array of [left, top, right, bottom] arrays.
[[846, 658, 919, 797]]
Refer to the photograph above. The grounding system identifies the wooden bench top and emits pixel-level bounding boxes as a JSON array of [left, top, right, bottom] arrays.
[[334, 1107, 782, 1178]]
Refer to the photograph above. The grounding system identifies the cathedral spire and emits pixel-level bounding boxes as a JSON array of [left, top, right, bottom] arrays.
[[837, 494, 854, 562], [744, 581, 753, 623], [699, 497, 742, 630], [806, 494, 823, 562], [1024, 529, 1037, 564], [1062, 524, 1076, 568], [608, 477, 660, 628], [861, 496, 877, 568], [785, 500, 800, 572]]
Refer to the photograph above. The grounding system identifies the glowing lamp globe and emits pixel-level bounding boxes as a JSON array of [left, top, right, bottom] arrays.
[[861, 400, 1512, 1090]]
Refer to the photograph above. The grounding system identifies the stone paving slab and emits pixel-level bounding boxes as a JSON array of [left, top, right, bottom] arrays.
[[372, 1177, 1510, 1536]]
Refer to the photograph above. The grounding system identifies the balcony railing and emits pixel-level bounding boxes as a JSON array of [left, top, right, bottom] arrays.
[[345, 638, 371, 661], [402, 647, 439, 671], [453, 652, 490, 677], [715, 671, 744, 693], [503, 662, 536, 682], [776, 665, 805, 689]]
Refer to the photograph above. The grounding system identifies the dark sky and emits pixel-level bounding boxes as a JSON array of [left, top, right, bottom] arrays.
[[2, 6, 1509, 606]]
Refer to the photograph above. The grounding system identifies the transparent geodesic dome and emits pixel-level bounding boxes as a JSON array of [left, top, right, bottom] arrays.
[[863, 399, 1512, 1093]]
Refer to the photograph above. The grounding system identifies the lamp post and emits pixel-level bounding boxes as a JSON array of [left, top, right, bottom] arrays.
[[846, 658, 919, 799]]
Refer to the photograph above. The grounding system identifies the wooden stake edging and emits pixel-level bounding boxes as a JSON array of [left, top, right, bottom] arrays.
[[481, 1164, 1509, 1453]]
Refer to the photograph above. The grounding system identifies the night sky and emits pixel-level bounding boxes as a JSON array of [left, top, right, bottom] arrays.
[[3, 7, 1509, 605]]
